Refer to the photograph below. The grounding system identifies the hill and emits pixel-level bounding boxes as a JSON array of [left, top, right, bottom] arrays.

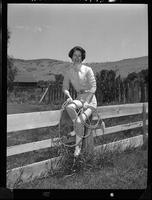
[[13, 56, 148, 82]]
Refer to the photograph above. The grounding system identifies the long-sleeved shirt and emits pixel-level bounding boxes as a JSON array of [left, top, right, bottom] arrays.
[[63, 64, 96, 94], [62, 64, 97, 108]]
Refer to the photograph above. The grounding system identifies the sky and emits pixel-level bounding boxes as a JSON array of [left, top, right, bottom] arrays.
[[7, 4, 148, 63]]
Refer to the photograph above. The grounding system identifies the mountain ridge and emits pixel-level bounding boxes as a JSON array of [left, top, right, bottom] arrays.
[[13, 56, 148, 82]]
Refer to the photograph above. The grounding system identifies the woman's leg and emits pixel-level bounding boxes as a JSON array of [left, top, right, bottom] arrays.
[[74, 107, 93, 156], [65, 100, 83, 136], [66, 100, 83, 122]]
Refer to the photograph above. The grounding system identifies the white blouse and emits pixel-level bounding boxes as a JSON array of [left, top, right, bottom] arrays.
[[63, 64, 96, 94]]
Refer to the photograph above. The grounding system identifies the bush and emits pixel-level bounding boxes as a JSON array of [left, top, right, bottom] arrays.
[[7, 29, 17, 91], [7, 57, 17, 91]]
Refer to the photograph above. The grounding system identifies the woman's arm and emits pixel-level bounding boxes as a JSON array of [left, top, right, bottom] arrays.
[[86, 67, 96, 103], [62, 72, 73, 100]]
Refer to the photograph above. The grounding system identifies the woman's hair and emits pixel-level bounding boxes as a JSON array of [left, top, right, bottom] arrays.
[[68, 46, 86, 61]]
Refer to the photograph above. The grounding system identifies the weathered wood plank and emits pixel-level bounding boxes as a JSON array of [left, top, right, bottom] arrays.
[[7, 156, 62, 189], [93, 103, 148, 120], [94, 134, 144, 155], [145, 102, 148, 113], [93, 120, 148, 137], [7, 138, 60, 157], [7, 120, 148, 156], [7, 110, 61, 132], [142, 103, 147, 136], [82, 128, 94, 157], [7, 103, 148, 133]]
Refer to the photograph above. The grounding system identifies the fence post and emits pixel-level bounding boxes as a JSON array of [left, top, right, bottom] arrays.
[[118, 81, 121, 103], [82, 116, 94, 159], [48, 85, 51, 104], [142, 103, 147, 146], [142, 103, 146, 135], [127, 82, 129, 103], [140, 82, 145, 102], [145, 85, 147, 102], [144, 84, 147, 102], [82, 128, 94, 159], [123, 82, 125, 104]]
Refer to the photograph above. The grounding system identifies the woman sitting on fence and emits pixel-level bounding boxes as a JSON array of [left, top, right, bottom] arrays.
[[63, 46, 99, 157]]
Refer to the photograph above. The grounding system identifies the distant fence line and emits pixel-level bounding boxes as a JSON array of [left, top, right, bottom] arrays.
[[40, 81, 148, 105]]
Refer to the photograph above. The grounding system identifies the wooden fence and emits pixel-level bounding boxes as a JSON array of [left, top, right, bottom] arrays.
[[7, 102, 148, 188], [39, 82, 148, 105]]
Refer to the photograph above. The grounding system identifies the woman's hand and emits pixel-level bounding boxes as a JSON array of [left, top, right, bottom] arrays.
[[67, 97, 73, 103], [64, 90, 73, 100], [83, 102, 89, 109], [64, 90, 73, 102], [64, 90, 70, 97]]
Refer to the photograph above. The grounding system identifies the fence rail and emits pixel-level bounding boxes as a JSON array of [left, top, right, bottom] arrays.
[[7, 103, 148, 133], [7, 102, 148, 188], [7, 120, 148, 157]]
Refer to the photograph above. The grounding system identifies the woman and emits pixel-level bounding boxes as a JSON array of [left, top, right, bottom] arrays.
[[62, 46, 98, 157]]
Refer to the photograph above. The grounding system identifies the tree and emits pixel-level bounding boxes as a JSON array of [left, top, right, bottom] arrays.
[[7, 29, 17, 90], [107, 70, 116, 102], [126, 72, 138, 82], [138, 69, 148, 102], [138, 69, 148, 85], [55, 74, 64, 84]]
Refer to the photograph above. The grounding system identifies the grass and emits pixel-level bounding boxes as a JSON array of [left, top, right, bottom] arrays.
[[13, 145, 148, 189]]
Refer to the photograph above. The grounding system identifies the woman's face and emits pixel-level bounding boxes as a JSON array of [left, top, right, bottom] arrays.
[[72, 50, 82, 64]]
